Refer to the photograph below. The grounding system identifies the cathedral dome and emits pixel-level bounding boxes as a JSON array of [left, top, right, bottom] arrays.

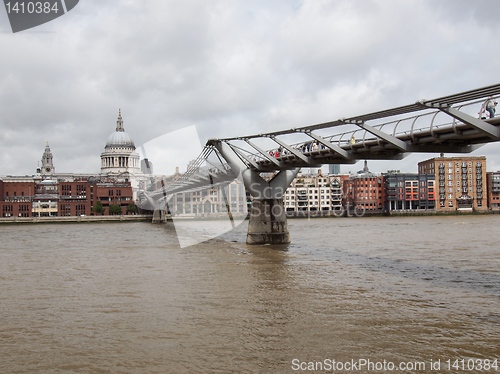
[[105, 109, 135, 148], [106, 131, 135, 147]]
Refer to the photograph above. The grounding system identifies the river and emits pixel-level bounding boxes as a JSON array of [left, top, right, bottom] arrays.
[[0, 215, 499, 373]]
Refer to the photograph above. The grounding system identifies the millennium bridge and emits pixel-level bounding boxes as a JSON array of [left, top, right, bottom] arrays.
[[137, 83, 500, 245]]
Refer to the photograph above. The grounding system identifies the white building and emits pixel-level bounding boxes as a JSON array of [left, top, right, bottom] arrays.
[[284, 170, 346, 214], [169, 178, 248, 216]]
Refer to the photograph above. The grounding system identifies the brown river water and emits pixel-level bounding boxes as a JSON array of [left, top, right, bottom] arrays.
[[0, 215, 499, 373]]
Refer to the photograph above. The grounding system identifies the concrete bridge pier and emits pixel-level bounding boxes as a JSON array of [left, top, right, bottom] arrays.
[[213, 140, 299, 244], [243, 168, 299, 244], [152, 209, 166, 223], [247, 197, 289, 244]]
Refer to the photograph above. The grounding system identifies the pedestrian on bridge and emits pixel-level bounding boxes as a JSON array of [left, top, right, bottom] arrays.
[[484, 97, 498, 119]]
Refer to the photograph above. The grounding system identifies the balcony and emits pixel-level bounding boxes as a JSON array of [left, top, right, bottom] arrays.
[[60, 195, 87, 200], [4, 196, 33, 202]]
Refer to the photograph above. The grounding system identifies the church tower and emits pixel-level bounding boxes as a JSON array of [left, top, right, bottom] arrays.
[[40, 142, 55, 177]]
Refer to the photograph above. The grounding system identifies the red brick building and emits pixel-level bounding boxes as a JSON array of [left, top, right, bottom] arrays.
[[342, 162, 385, 215], [0, 177, 134, 217], [93, 180, 133, 215], [0, 178, 35, 217]]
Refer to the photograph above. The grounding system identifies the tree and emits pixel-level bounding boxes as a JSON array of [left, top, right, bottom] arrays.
[[93, 200, 104, 215], [109, 204, 122, 215], [126, 203, 137, 215]]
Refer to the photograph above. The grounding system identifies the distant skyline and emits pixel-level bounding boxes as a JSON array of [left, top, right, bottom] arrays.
[[1, 0, 500, 176]]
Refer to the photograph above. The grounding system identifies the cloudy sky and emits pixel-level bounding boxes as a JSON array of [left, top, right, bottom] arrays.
[[1, 0, 500, 177]]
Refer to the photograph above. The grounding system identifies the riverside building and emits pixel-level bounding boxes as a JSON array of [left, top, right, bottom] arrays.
[[384, 173, 436, 212], [418, 156, 487, 212], [284, 169, 347, 215], [0, 173, 134, 218], [168, 178, 248, 216], [342, 161, 385, 214], [486, 171, 500, 211]]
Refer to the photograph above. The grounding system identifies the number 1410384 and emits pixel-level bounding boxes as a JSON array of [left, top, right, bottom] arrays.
[[445, 359, 498, 371], [5, 2, 59, 14]]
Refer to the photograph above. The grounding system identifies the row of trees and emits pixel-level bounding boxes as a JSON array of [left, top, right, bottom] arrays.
[[92, 201, 137, 215]]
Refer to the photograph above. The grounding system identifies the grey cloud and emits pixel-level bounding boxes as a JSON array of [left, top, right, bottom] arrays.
[[0, 0, 499, 176]]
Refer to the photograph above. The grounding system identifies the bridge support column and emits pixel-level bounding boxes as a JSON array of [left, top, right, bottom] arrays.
[[152, 209, 165, 223], [247, 198, 289, 244], [213, 140, 300, 245]]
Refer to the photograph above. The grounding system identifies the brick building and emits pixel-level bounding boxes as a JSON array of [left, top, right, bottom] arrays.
[[0, 176, 133, 217], [342, 161, 385, 215], [418, 156, 487, 212], [0, 177, 35, 217]]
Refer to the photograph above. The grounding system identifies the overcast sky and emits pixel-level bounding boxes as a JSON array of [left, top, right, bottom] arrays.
[[1, 0, 500, 177]]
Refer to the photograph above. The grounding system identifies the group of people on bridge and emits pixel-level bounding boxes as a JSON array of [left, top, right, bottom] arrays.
[[267, 134, 357, 161], [268, 140, 323, 159]]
